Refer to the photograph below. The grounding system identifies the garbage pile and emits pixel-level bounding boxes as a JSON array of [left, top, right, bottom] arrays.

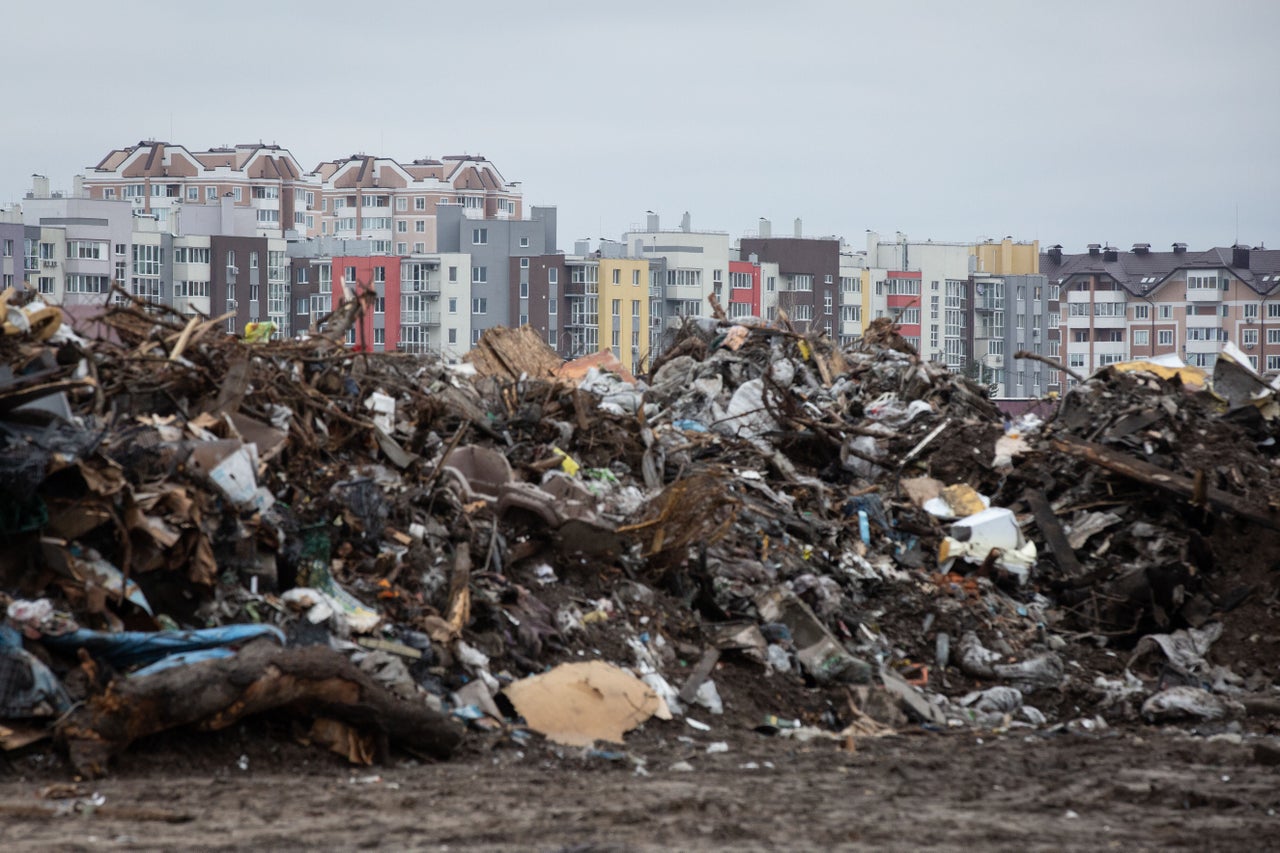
[[3, 287, 1280, 777]]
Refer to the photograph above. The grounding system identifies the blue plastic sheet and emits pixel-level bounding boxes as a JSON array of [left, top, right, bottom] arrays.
[[0, 625, 70, 718], [42, 625, 285, 669]]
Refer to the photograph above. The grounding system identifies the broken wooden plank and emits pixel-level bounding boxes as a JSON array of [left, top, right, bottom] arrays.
[[677, 647, 721, 705], [1024, 488, 1085, 578], [1050, 435, 1280, 531]]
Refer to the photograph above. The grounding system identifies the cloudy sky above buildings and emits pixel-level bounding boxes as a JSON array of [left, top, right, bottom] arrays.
[[5, 0, 1277, 254]]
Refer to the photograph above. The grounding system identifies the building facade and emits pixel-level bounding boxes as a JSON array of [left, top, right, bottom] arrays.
[[1042, 243, 1280, 383]]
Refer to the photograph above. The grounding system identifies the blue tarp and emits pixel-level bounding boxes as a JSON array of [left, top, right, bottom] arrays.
[[41, 625, 285, 669], [0, 625, 70, 718]]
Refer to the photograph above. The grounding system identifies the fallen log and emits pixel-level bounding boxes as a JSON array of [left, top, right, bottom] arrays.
[[1050, 435, 1280, 531], [56, 638, 464, 777]]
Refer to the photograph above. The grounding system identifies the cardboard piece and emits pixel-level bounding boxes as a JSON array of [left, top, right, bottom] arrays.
[[503, 661, 671, 747]]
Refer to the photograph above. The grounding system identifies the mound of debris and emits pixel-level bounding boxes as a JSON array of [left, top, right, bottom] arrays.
[[2, 286, 1279, 775]]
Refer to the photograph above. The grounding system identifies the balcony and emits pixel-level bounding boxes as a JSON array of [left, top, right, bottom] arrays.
[[1093, 314, 1125, 329], [1187, 286, 1222, 302], [1186, 339, 1224, 355], [974, 296, 1003, 312], [1186, 312, 1223, 328]]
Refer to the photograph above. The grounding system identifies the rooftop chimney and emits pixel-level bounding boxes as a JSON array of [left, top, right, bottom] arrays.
[[680, 211, 691, 233], [1103, 245, 1118, 262], [30, 174, 50, 199], [759, 218, 771, 238], [1047, 244, 1063, 264], [1087, 243, 1102, 256], [1172, 242, 1188, 254], [1233, 244, 1251, 269], [646, 212, 659, 232], [1132, 243, 1150, 255], [794, 217, 803, 238]]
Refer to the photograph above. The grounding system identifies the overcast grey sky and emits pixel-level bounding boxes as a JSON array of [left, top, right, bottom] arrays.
[[5, 0, 1277, 253]]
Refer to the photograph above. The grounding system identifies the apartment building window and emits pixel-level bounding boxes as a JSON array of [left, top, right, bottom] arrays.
[[520, 237, 530, 248], [472, 329, 482, 344], [548, 329, 557, 347], [793, 304, 813, 321], [548, 300, 557, 317], [256, 209, 280, 224], [38, 277, 56, 294], [249, 284, 260, 303], [767, 277, 776, 292], [1242, 328, 1259, 346], [414, 197, 426, 211], [1068, 353, 1085, 369], [371, 328, 384, 346], [1268, 303, 1280, 320], [67, 241, 107, 260], [1158, 305, 1173, 320], [519, 282, 529, 299], [1188, 274, 1220, 289], [132, 244, 162, 276], [823, 295, 833, 315], [232, 187, 242, 202], [609, 269, 619, 285], [372, 296, 384, 314], [520, 257, 530, 269], [1244, 303, 1259, 320], [472, 266, 487, 284], [1, 239, 10, 257], [103, 188, 116, 199], [397, 221, 407, 233], [1133, 304, 1150, 319], [413, 221, 425, 234], [472, 298, 487, 314], [548, 269, 558, 285], [1157, 329, 1174, 346], [185, 186, 198, 201], [448, 297, 458, 314], [397, 243, 408, 255], [447, 266, 458, 283], [1269, 356, 1280, 372], [824, 274, 833, 285], [363, 218, 392, 230], [1134, 330, 1149, 347], [840, 276, 860, 293], [472, 228, 488, 245], [373, 266, 386, 284], [63, 277, 106, 294], [395, 197, 407, 212], [632, 269, 640, 286], [792, 274, 813, 291], [1268, 329, 1280, 345], [899, 307, 919, 324]]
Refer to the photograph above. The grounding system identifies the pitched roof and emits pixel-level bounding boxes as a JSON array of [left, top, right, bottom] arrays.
[[1040, 246, 1280, 296]]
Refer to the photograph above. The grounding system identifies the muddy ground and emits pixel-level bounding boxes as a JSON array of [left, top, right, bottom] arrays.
[[3, 719, 1280, 852]]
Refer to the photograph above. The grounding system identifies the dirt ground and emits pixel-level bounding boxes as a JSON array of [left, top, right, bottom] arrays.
[[3, 719, 1279, 852]]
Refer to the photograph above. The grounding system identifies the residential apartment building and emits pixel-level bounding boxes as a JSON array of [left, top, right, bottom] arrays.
[[437, 205, 556, 345], [1041, 243, 1280, 383], [739, 220, 839, 338], [623, 212, 731, 353], [548, 248, 650, 374], [0, 219, 22, 292], [968, 273, 1056, 397], [310, 154, 521, 247], [81, 142, 310, 238], [80, 142, 524, 245], [288, 239, 473, 357]]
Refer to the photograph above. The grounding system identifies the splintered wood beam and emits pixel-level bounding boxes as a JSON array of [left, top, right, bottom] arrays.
[[1050, 435, 1280, 531]]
